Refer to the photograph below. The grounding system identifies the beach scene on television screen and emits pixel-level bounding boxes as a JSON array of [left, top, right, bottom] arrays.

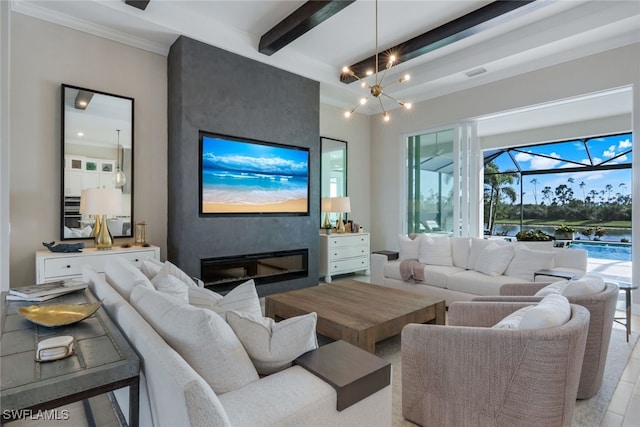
[[202, 136, 309, 213]]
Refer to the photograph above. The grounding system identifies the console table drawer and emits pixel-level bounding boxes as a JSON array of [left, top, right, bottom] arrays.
[[330, 257, 369, 274], [36, 246, 160, 283], [326, 234, 370, 248], [329, 245, 368, 260]]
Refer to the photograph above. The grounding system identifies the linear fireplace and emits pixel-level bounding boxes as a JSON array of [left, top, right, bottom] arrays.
[[201, 249, 308, 293]]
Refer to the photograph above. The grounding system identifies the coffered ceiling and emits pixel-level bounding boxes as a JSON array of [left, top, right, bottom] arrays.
[[11, 0, 640, 124]]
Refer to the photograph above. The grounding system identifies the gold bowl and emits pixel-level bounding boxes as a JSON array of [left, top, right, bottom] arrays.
[[18, 302, 102, 327]]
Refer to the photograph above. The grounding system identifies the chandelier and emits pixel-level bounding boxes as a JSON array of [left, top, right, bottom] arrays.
[[114, 129, 126, 188], [342, 0, 412, 122]]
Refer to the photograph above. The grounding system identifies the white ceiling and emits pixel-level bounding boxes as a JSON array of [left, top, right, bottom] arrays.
[[12, 0, 640, 130]]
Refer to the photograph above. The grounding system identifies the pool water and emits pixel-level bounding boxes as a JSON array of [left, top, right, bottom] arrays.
[[568, 241, 632, 262]]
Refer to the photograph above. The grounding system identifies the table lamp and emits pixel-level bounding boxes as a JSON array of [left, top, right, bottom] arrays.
[[331, 197, 351, 233], [82, 188, 122, 250], [321, 197, 333, 229]]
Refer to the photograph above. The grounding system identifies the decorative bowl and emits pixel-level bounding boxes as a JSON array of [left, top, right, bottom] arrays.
[[18, 302, 102, 327]]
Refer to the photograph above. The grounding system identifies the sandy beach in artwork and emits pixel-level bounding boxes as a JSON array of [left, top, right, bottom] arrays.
[[203, 198, 307, 213]]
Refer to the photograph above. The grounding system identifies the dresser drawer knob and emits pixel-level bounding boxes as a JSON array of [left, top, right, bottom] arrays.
[[135, 258, 140, 262], [66, 265, 71, 269]]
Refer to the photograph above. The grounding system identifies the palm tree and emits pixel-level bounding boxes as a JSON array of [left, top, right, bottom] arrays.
[[530, 178, 539, 205], [605, 184, 613, 201], [484, 162, 519, 234], [541, 186, 552, 205], [579, 181, 586, 201]]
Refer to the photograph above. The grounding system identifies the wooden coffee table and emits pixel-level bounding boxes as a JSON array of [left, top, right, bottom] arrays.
[[265, 280, 445, 353]]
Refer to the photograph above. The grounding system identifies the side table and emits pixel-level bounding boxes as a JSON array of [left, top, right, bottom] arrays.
[[295, 340, 391, 411], [612, 281, 638, 342], [1, 289, 140, 425], [372, 250, 399, 261], [533, 269, 577, 282]]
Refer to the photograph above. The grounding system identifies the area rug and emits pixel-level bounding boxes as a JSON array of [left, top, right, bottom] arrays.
[[372, 328, 638, 427]]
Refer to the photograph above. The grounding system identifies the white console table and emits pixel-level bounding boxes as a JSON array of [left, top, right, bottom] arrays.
[[319, 233, 370, 283], [36, 245, 160, 283]]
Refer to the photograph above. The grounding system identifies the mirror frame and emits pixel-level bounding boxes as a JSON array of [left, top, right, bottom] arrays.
[[60, 84, 134, 240], [320, 136, 347, 229]]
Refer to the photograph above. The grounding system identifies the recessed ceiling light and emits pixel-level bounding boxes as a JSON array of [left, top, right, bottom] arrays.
[[77, 132, 84, 137], [465, 67, 487, 77]]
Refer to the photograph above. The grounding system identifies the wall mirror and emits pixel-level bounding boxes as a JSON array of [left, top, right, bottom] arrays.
[[320, 137, 347, 228], [61, 84, 134, 240]]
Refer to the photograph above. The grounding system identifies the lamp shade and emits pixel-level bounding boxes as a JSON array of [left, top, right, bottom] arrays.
[[321, 197, 333, 212], [82, 188, 122, 215], [331, 196, 351, 213]]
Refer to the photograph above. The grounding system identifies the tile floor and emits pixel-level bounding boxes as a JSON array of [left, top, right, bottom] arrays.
[[600, 311, 640, 427]]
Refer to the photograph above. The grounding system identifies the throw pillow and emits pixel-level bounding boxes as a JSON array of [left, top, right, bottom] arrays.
[[104, 256, 154, 300], [130, 285, 259, 394], [519, 294, 571, 329], [467, 238, 508, 270], [418, 236, 453, 266], [450, 237, 471, 269], [492, 305, 534, 329], [562, 274, 606, 297], [156, 261, 199, 289], [534, 279, 570, 297], [474, 243, 515, 276], [188, 286, 223, 310], [504, 246, 555, 281], [151, 270, 189, 304], [209, 279, 262, 320], [398, 234, 422, 260], [227, 310, 318, 375], [140, 258, 164, 280]]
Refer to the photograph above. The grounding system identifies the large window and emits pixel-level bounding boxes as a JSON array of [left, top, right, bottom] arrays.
[[483, 132, 633, 241], [407, 129, 455, 234]]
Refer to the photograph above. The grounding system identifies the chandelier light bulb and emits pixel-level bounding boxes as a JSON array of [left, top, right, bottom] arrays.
[[405, 102, 412, 110], [360, 98, 368, 105], [344, 110, 352, 118], [404, 74, 410, 81], [383, 112, 390, 122], [389, 55, 396, 63], [366, 70, 374, 76]]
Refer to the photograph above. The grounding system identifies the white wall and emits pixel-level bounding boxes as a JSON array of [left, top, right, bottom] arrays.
[[320, 103, 371, 232], [368, 42, 640, 306], [7, 13, 167, 289], [1, 2, 10, 292]]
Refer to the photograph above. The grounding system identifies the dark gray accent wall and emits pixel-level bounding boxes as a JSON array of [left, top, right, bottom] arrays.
[[167, 36, 320, 296]]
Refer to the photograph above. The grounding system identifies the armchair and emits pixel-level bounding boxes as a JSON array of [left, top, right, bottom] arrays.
[[486, 281, 619, 399], [401, 301, 589, 426]]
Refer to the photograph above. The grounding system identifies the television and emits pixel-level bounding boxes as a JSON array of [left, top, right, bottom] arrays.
[[199, 132, 310, 215]]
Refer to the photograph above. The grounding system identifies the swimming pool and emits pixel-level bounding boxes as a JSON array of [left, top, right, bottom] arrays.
[[568, 241, 632, 262]]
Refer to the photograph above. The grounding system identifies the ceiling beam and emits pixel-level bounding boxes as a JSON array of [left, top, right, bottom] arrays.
[[341, 0, 544, 83], [259, 0, 355, 56], [125, 0, 151, 11]]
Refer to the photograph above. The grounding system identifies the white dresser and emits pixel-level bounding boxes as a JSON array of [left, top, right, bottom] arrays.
[[36, 245, 160, 283], [319, 233, 370, 283]]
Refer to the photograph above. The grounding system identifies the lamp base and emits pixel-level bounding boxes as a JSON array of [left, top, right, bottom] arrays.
[[336, 217, 346, 233], [95, 215, 113, 250]]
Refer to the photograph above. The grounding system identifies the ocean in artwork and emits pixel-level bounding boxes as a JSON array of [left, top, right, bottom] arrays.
[[201, 136, 309, 213]]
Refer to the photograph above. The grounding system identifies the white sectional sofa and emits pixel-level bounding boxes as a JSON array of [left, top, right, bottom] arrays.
[[83, 257, 391, 427], [371, 235, 587, 306]]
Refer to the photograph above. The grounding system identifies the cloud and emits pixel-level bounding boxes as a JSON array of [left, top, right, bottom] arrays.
[[618, 139, 632, 149], [530, 152, 562, 169], [514, 152, 533, 162], [603, 145, 616, 158]]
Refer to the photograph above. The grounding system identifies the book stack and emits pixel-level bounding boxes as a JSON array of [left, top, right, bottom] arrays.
[[8, 280, 87, 302]]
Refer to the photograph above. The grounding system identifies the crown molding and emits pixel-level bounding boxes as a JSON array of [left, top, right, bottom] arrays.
[[11, 0, 169, 56]]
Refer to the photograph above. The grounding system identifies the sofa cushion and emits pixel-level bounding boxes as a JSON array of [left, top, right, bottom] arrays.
[[450, 237, 470, 269], [140, 258, 164, 280], [474, 243, 514, 276], [130, 285, 259, 394], [151, 270, 190, 303], [418, 236, 453, 266], [446, 270, 526, 296], [535, 274, 606, 297], [157, 261, 199, 289], [188, 286, 223, 309], [105, 256, 154, 300], [227, 311, 318, 375], [383, 262, 463, 288], [398, 234, 422, 260], [519, 294, 571, 329], [504, 245, 555, 281], [492, 305, 535, 329], [467, 238, 508, 270], [208, 279, 262, 320]]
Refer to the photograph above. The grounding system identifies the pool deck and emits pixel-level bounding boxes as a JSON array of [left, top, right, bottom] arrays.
[[587, 257, 632, 282]]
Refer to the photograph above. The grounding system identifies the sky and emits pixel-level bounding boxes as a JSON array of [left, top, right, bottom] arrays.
[[488, 133, 633, 205]]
